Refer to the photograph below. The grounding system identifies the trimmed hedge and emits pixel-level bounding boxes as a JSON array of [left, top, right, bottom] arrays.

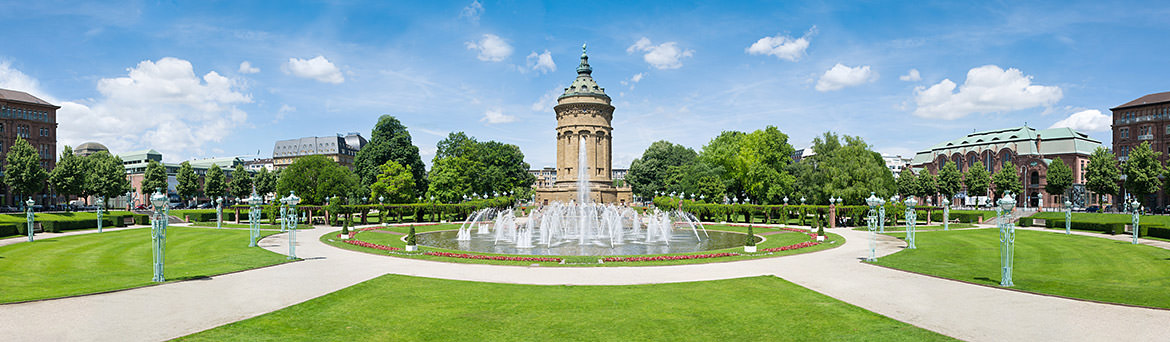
[[1018, 217, 1032, 227], [0, 223, 19, 237], [172, 210, 239, 222], [1147, 226, 1170, 239], [1043, 219, 1125, 234]]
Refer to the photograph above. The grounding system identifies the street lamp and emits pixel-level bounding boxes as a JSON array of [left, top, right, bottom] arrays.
[[248, 189, 262, 247], [286, 191, 300, 260], [149, 188, 169, 282], [865, 192, 882, 261], [1063, 200, 1072, 235], [800, 196, 806, 206], [997, 190, 1017, 287], [379, 195, 386, 227], [878, 196, 887, 233], [279, 195, 288, 233], [215, 197, 224, 229], [1037, 192, 1044, 212], [941, 198, 951, 231], [904, 197, 918, 249], [95, 196, 105, 233], [25, 197, 35, 242], [1130, 197, 1141, 245]]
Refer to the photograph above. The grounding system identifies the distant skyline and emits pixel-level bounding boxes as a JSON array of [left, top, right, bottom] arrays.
[[1, 1, 1166, 168]]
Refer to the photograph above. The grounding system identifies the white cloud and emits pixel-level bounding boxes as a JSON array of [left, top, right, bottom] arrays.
[[745, 26, 817, 62], [1050, 109, 1111, 132], [913, 65, 1062, 120], [283, 56, 344, 84], [525, 50, 556, 74], [37, 57, 252, 159], [531, 86, 562, 112], [626, 37, 693, 70], [459, 1, 483, 24], [815, 63, 877, 92], [480, 108, 515, 124], [899, 68, 921, 82], [274, 104, 295, 122], [238, 61, 260, 74], [465, 34, 513, 62], [0, 60, 47, 98], [631, 72, 645, 83]]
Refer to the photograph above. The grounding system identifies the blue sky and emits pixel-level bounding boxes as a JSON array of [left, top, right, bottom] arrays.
[[0, 0, 1166, 169]]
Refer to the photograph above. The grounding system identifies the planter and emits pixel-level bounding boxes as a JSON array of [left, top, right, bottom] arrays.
[[816, 235, 825, 242], [340, 234, 349, 240], [744, 245, 757, 253], [405, 245, 418, 252]]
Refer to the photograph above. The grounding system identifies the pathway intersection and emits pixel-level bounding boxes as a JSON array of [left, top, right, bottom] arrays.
[[2, 223, 1169, 341]]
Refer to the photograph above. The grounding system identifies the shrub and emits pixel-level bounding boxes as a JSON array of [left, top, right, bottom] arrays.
[[745, 225, 756, 246], [817, 225, 825, 238], [1147, 226, 1170, 239], [406, 225, 417, 246], [0, 223, 18, 237], [1018, 217, 1032, 227], [340, 215, 350, 235]]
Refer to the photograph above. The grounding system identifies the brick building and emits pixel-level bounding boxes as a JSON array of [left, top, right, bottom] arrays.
[[0, 88, 58, 206], [1111, 91, 1170, 206]]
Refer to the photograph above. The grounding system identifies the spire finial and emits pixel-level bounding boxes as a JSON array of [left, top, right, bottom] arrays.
[[582, 43, 587, 56]]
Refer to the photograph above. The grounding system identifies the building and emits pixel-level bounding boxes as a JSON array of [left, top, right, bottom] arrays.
[[1111, 91, 1170, 205], [909, 126, 1103, 208], [120, 149, 245, 204], [529, 167, 629, 189], [74, 141, 109, 157], [272, 132, 367, 170], [791, 147, 815, 163], [0, 88, 59, 206], [244, 158, 274, 172], [533, 45, 633, 204], [883, 155, 912, 178]]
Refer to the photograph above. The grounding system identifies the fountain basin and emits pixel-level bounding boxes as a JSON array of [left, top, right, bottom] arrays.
[[416, 229, 752, 256]]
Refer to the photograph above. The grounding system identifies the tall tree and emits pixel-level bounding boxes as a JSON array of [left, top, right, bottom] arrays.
[[204, 164, 227, 199], [1123, 141, 1165, 207], [49, 145, 86, 204], [803, 133, 895, 205], [1044, 158, 1074, 201], [917, 171, 938, 199], [896, 170, 920, 198], [354, 115, 428, 194], [176, 161, 199, 202], [276, 155, 359, 204], [430, 132, 533, 197], [626, 140, 698, 198], [1084, 147, 1120, 205], [427, 156, 477, 203], [84, 152, 130, 207], [368, 160, 416, 203], [936, 162, 963, 199], [963, 161, 990, 198], [229, 163, 253, 199], [4, 137, 47, 207], [992, 161, 1023, 198], [141, 160, 168, 195], [253, 167, 277, 197], [696, 127, 797, 204]]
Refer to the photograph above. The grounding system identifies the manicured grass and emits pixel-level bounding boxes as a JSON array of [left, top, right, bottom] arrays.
[[178, 275, 952, 341], [322, 224, 841, 266], [0, 227, 289, 303], [852, 223, 978, 231], [1030, 211, 1170, 226], [188, 222, 313, 230], [872, 228, 1170, 308]]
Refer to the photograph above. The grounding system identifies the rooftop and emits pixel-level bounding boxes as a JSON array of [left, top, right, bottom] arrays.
[[1112, 91, 1170, 110], [0, 88, 57, 108], [559, 44, 609, 100]]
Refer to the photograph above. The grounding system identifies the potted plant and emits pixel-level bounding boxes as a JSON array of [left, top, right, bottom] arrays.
[[744, 225, 757, 253], [816, 224, 826, 242], [405, 225, 418, 252], [340, 214, 350, 239]]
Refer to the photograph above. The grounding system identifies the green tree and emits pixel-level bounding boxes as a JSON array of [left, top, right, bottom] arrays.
[[800, 132, 895, 205], [354, 115, 428, 194], [427, 156, 478, 203], [253, 167, 277, 197], [176, 161, 199, 203], [229, 164, 253, 199], [696, 127, 797, 204], [936, 162, 963, 199], [84, 152, 130, 207], [142, 160, 168, 195], [4, 137, 48, 207], [49, 145, 86, 205], [1044, 158, 1074, 201], [896, 170, 920, 198], [626, 141, 698, 198], [917, 171, 938, 199], [276, 155, 360, 204], [992, 161, 1023, 198], [204, 164, 227, 199], [1124, 141, 1165, 207], [430, 132, 534, 197], [1085, 147, 1120, 205], [963, 161, 990, 198], [368, 160, 416, 203]]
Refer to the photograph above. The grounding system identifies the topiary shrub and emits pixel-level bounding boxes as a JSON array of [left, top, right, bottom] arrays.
[[745, 225, 756, 246], [406, 225, 417, 246], [340, 215, 350, 236], [817, 225, 825, 238]]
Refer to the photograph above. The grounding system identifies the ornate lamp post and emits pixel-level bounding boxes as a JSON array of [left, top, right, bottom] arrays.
[[25, 197, 35, 242], [215, 197, 224, 229], [1063, 200, 1072, 235], [865, 192, 882, 261], [149, 188, 169, 282], [878, 196, 887, 233], [248, 190, 262, 247], [1037, 193, 1044, 212], [997, 191, 1017, 287], [904, 197, 918, 249], [800, 196, 806, 205], [941, 198, 951, 231], [286, 192, 300, 260], [1130, 197, 1141, 244], [95, 197, 105, 233], [379, 195, 386, 227], [279, 195, 288, 232]]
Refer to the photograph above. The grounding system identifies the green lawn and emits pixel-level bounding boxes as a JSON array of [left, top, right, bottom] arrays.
[[323, 224, 842, 266], [872, 228, 1170, 308], [1030, 211, 1170, 225], [188, 222, 313, 230], [178, 275, 952, 341], [852, 223, 978, 231], [0, 227, 289, 303]]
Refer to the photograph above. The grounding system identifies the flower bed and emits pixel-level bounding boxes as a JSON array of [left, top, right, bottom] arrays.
[[338, 226, 385, 239], [602, 252, 740, 263], [759, 241, 820, 253], [423, 251, 563, 262], [342, 239, 401, 251]]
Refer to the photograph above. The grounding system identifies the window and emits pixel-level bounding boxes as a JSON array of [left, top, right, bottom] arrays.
[[1121, 128, 1129, 138], [984, 153, 993, 172]]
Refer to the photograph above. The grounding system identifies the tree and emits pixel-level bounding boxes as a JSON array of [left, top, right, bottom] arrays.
[[253, 167, 277, 197], [801, 133, 895, 205], [963, 161, 990, 198], [696, 127, 797, 204], [626, 140, 698, 198], [1124, 141, 1165, 207], [49, 145, 86, 205], [936, 162, 963, 199], [142, 160, 168, 195], [918, 171, 938, 199], [84, 152, 130, 207], [369, 160, 416, 203], [1044, 158, 1074, 201], [4, 137, 48, 206], [354, 115, 428, 194], [176, 161, 199, 203], [992, 161, 1023, 198], [204, 164, 227, 199], [229, 164, 253, 199], [1085, 147, 1120, 206], [276, 155, 360, 204], [429, 132, 534, 197], [896, 170, 920, 198], [427, 156, 477, 203]]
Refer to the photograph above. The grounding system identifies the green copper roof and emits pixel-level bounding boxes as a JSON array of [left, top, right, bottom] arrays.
[[910, 126, 1103, 165], [560, 43, 610, 100]]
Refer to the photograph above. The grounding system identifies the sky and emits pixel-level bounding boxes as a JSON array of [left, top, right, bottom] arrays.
[[0, 0, 1166, 170]]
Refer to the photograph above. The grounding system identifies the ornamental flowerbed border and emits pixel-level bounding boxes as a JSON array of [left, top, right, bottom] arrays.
[[603, 252, 740, 262], [423, 251, 562, 262], [759, 241, 820, 253]]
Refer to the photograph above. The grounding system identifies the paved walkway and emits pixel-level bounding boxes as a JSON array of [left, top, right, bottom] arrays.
[[3, 224, 1170, 341]]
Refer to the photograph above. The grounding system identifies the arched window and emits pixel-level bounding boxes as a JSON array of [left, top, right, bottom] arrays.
[[1030, 171, 1040, 185], [985, 153, 993, 172], [968, 155, 976, 169]]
